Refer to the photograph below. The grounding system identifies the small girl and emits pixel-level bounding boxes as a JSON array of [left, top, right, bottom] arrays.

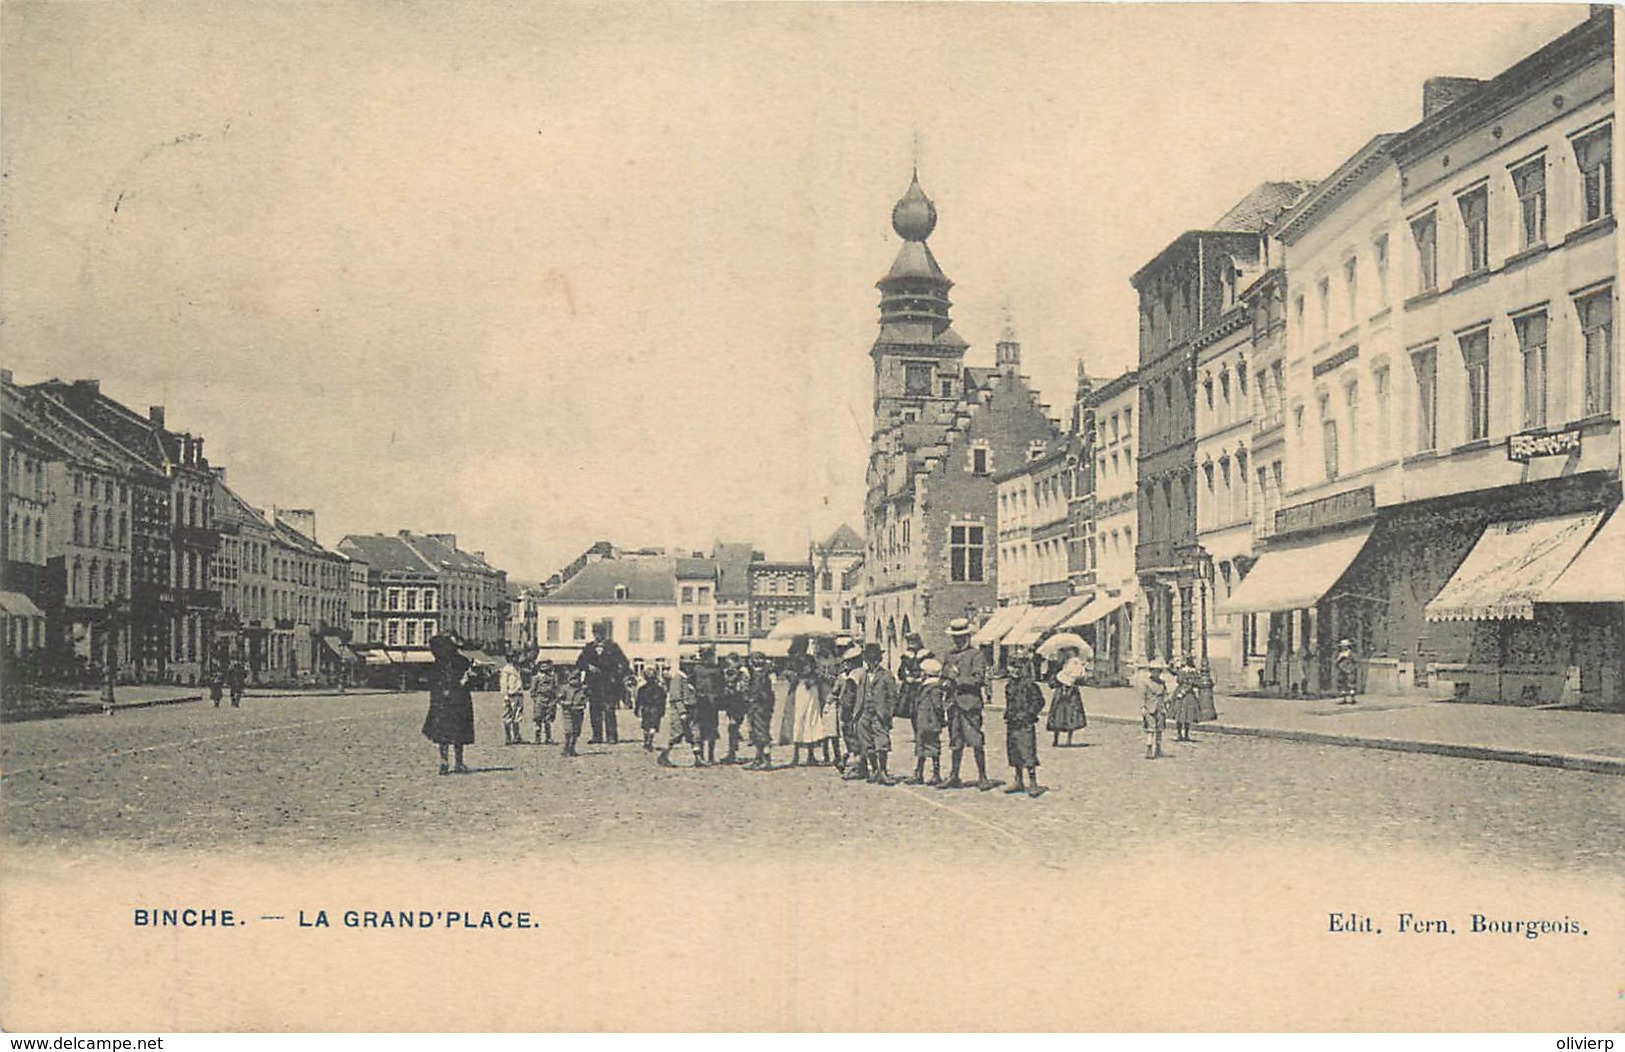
[[636, 667, 668, 751]]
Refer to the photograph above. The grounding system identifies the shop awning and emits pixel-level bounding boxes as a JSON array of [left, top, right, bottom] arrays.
[[360, 650, 394, 666], [322, 636, 361, 663], [1543, 509, 1625, 603], [1425, 510, 1602, 621], [1064, 586, 1136, 628], [1220, 526, 1374, 615], [1044, 592, 1098, 630], [972, 605, 1026, 646], [1008, 602, 1070, 649], [394, 649, 436, 664], [0, 590, 45, 618]]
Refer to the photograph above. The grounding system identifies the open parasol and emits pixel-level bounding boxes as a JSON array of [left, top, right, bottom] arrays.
[[766, 612, 842, 639], [1037, 632, 1093, 660]]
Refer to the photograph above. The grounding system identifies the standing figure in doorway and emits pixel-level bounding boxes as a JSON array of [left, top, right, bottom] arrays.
[[1335, 639, 1359, 705]]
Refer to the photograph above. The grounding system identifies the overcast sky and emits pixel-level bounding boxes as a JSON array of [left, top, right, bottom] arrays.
[[1, 2, 1591, 580]]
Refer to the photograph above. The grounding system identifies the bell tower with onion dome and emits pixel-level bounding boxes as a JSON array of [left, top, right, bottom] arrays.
[[870, 169, 969, 435]]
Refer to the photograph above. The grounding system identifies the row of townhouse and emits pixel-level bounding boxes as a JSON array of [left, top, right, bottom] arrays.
[[335, 531, 510, 662], [1139, 7, 1619, 708]]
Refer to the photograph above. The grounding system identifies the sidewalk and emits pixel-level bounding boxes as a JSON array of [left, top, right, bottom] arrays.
[[62, 684, 392, 712], [1047, 683, 1625, 776]]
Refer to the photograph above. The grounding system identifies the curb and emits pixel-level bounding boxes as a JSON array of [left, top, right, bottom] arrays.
[[1086, 713, 1625, 776]]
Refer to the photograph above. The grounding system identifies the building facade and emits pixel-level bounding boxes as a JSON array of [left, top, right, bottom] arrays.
[[862, 173, 1063, 657], [1085, 369, 1140, 683], [811, 524, 865, 636], [534, 556, 678, 669], [748, 560, 812, 639]]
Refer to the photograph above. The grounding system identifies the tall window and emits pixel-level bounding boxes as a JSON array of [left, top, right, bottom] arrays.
[[904, 362, 932, 396], [1319, 393, 1339, 480], [1511, 157, 1546, 249], [681, 614, 695, 637], [1458, 185, 1488, 274], [1460, 328, 1491, 441], [1373, 234, 1390, 308], [1343, 256, 1359, 328], [627, 618, 641, 643], [1514, 311, 1549, 429], [405, 589, 417, 611], [1578, 289, 1614, 416], [970, 446, 989, 476], [405, 621, 419, 645], [1574, 125, 1613, 224], [1412, 346, 1438, 452], [572, 619, 587, 641], [1373, 366, 1391, 461], [949, 523, 985, 582], [387, 588, 400, 611], [1344, 379, 1360, 469], [698, 614, 710, 637], [1316, 277, 1331, 341], [1411, 212, 1438, 292], [652, 618, 666, 643]]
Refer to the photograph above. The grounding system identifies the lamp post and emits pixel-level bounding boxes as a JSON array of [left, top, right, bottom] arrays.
[[99, 597, 126, 715]]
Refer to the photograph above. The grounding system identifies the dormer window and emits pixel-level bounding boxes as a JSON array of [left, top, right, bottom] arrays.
[[614, 584, 628, 600]]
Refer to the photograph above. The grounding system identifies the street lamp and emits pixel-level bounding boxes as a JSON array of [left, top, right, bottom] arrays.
[[100, 597, 127, 715]]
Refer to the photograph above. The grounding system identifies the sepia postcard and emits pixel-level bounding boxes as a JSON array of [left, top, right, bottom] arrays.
[[1, 1, 1622, 1035]]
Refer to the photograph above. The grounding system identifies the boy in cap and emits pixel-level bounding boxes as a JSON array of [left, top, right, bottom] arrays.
[[855, 641, 901, 785], [691, 645, 724, 765], [657, 658, 704, 768], [530, 662, 557, 744], [835, 642, 867, 779], [559, 670, 589, 757], [1142, 665, 1168, 760], [635, 665, 668, 750], [906, 656, 948, 785], [499, 655, 526, 745], [744, 652, 777, 770], [721, 653, 750, 764], [1002, 651, 1047, 797], [1335, 639, 1359, 705], [941, 617, 998, 791]]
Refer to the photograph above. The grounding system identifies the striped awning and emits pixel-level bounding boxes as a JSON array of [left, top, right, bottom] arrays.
[[1007, 602, 1071, 649], [972, 605, 1026, 646], [1425, 511, 1601, 621], [1543, 508, 1625, 603], [1063, 586, 1136, 628], [0, 590, 45, 618], [1221, 526, 1374, 615]]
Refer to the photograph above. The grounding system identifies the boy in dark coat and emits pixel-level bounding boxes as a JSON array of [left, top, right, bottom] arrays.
[[689, 646, 725, 765], [530, 663, 558, 744], [720, 654, 750, 764], [558, 670, 588, 757], [744, 653, 776, 770], [1003, 653, 1046, 797], [635, 666, 668, 750]]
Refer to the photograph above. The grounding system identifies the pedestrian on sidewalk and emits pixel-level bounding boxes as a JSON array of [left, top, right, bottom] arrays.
[[1142, 666, 1168, 760], [906, 657, 947, 785], [423, 634, 475, 775], [1046, 643, 1088, 747], [744, 652, 776, 770], [636, 666, 668, 751], [941, 618, 997, 791], [1170, 658, 1201, 742], [558, 671, 588, 757], [499, 655, 526, 745], [1004, 653, 1046, 797], [227, 660, 247, 709], [1335, 639, 1359, 705], [210, 672, 224, 708], [530, 662, 557, 744]]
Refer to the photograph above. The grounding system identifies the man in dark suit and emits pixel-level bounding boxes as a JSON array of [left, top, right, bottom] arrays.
[[576, 621, 630, 744]]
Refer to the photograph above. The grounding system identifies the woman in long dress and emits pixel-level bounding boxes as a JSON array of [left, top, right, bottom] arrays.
[[786, 645, 827, 766], [1046, 645, 1088, 746], [422, 634, 475, 775]]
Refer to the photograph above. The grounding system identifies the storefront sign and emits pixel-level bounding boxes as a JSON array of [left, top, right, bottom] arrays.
[[1506, 427, 1581, 462], [1274, 486, 1376, 536]]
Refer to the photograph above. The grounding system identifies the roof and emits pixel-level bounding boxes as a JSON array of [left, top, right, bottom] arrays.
[[1086, 368, 1139, 407], [1391, 7, 1611, 166], [338, 534, 439, 574], [27, 380, 172, 469], [873, 320, 968, 351], [403, 532, 499, 575], [1210, 180, 1318, 232], [675, 556, 717, 580], [817, 523, 864, 552], [1273, 135, 1398, 244], [4, 382, 159, 480], [712, 542, 757, 600], [538, 556, 676, 605], [879, 240, 950, 285]]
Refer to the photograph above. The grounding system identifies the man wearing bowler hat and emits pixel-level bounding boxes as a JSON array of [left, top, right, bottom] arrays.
[[576, 620, 630, 744], [940, 617, 997, 791], [854, 641, 901, 786]]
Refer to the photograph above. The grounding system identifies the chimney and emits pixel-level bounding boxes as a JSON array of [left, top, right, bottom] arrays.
[[276, 508, 318, 543], [1423, 77, 1485, 119], [72, 379, 101, 399], [212, 466, 227, 481], [149, 405, 166, 429], [428, 533, 458, 548], [1, 369, 11, 386], [194, 437, 205, 465]]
